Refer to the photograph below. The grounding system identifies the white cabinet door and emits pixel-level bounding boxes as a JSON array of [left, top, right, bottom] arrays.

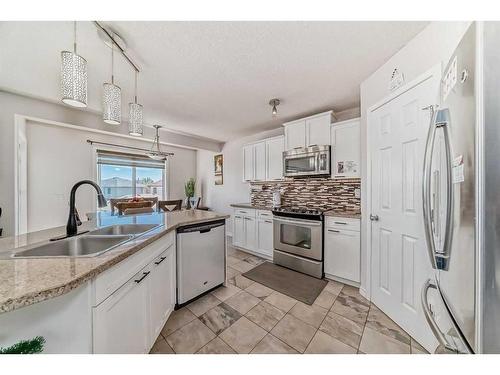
[[306, 115, 331, 147], [244, 217, 256, 250], [233, 215, 245, 247], [243, 145, 254, 181], [284, 121, 306, 150], [331, 119, 360, 178], [256, 219, 274, 259], [148, 246, 175, 344], [324, 228, 360, 283], [93, 267, 151, 354], [266, 136, 284, 180], [254, 141, 266, 181]]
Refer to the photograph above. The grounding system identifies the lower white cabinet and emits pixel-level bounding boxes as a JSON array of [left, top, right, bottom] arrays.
[[232, 208, 273, 260], [324, 217, 360, 285], [92, 234, 176, 354]]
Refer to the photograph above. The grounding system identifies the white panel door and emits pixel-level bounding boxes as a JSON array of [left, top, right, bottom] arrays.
[[284, 121, 306, 150], [370, 74, 439, 351], [233, 215, 245, 247], [266, 136, 284, 180], [254, 142, 266, 181], [243, 145, 254, 181], [244, 217, 257, 250], [256, 219, 274, 258], [148, 247, 175, 345], [93, 267, 151, 353], [306, 115, 331, 146]]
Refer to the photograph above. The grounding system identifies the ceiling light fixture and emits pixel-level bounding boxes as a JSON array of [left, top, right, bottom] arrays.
[[147, 125, 173, 160], [129, 70, 144, 136], [61, 21, 88, 108], [269, 98, 280, 117], [102, 41, 121, 125]]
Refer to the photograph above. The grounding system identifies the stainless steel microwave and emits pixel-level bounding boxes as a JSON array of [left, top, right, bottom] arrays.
[[283, 145, 331, 177]]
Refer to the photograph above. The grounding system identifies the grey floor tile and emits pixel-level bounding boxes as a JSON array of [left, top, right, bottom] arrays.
[[289, 302, 328, 328], [320, 311, 363, 349], [150, 335, 175, 354], [161, 307, 197, 337], [196, 337, 236, 354], [270, 314, 317, 353], [226, 267, 241, 281], [305, 330, 357, 354], [411, 338, 429, 354], [330, 291, 369, 325], [323, 280, 344, 296], [225, 290, 261, 315], [211, 284, 241, 301], [264, 291, 298, 313], [250, 334, 298, 354], [366, 304, 410, 345], [219, 317, 267, 354], [245, 301, 285, 331], [231, 260, 256, 273], [166, 319, 216, 354], [232, 274, 255, 289], [199, 302, 242, 335], [244, 255, 266, 266], [227, 255, 243, 266], [245, 282, 274, 299], [359, 327, 411, 354], [313, 289, 337, 309], [186, 293, 222, 317]]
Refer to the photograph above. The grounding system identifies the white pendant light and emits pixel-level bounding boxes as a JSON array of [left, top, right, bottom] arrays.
[[61, 21, 88, 108], [147, 125, 169, 160], [102, 42, 121, 125], [129, 70, 143, 136], [269, 98, 280, 117]]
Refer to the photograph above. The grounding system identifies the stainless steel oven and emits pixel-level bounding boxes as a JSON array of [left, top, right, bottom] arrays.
[[283, 145, 330, 178], [273, 212, 324, 278]]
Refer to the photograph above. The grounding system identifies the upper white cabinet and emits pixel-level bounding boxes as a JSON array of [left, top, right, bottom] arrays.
[[265, 136, 284, 180], [284, 111, 334, 151], [243, 136, 284, 182], [331, 118, 360, 178]]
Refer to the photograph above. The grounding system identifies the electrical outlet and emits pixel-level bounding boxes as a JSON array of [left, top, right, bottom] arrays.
[[354, 188, 361, 198]]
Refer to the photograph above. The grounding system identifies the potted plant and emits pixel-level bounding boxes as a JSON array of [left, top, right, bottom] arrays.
[[184, 178, 196, 209]]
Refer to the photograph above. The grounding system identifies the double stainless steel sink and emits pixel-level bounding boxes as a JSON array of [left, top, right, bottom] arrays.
[[12, 224, 159, 258]]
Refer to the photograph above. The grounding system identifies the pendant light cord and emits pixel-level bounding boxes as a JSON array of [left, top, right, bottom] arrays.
[[134, 70, 138, 104], [73, 21, 77, 54], [111, 42, 114, 84]]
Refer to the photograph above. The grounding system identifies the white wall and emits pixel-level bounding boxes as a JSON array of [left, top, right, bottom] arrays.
[[22, 119, 197, 233], [195, 108, 360, 235], [359, 21, 472, 294], [0, 91, 215, 236]]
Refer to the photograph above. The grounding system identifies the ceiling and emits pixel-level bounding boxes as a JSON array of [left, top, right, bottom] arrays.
[[0, 21, 428, 142]]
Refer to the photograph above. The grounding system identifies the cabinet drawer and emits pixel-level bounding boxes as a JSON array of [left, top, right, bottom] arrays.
[[93, 231, 174, 306], [325, 216, 360, 232], [257, 210, 273, 220], [234, 208, 256, 217]]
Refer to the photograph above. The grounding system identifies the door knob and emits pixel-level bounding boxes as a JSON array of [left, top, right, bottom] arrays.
[[370, 214, 379, 221]]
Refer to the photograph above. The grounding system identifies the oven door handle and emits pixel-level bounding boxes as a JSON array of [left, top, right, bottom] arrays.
[[272, 216, 322, 227]]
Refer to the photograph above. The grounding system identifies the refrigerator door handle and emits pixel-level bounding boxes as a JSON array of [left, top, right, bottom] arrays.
[[422, 105, 439, 269], [421, 279, 458, 353], [435, 109, 454, 271]]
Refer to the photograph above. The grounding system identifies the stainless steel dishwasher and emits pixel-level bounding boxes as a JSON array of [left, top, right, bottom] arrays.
[[176, 219, 225, 306]]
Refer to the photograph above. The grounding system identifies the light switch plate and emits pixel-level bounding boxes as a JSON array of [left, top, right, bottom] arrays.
[[354, 188, 361, 198]]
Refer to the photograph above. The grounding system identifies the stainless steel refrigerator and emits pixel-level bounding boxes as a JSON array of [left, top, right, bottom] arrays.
[[421, 22, 500, 354]]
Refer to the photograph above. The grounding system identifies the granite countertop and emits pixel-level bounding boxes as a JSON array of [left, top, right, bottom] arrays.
[[230, 203, 274, 211], [324, 210, 361, 219], [0, 210, 229, 314]]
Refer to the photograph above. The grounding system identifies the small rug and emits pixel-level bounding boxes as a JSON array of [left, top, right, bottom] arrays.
[[243, 262, 327, 305]]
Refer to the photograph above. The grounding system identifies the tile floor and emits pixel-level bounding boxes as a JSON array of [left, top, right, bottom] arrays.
[[150, 246, 429, 354]]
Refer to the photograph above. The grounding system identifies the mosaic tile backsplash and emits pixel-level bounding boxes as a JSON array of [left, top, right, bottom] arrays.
[[250, 177, 361, 212]]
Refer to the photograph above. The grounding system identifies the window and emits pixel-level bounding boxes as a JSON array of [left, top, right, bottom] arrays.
[[97, 150, 166, 210]]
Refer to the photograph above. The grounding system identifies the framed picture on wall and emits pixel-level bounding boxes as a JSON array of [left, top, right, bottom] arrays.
[[214, 154, 223, 185]]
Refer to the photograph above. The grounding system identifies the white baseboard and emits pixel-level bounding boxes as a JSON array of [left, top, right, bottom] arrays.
[[359, 286, 369, 301], [324, 273, 360, 288]]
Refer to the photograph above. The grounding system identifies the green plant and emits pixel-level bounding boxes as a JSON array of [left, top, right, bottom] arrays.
[[184, 178, 196, 198], [0, 336, 45, 354]]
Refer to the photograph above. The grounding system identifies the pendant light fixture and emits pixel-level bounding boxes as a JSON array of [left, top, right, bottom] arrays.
[[129, 70, 144, 136], [147, 125, 170, 160], [102, 41, 121, 125], [61, 21, 88, 107], [269, 98, 280, 117]]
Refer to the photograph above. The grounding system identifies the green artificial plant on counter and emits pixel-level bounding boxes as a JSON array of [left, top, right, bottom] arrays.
[[184, 178, 196, 209], [0, 336, 45, 354]]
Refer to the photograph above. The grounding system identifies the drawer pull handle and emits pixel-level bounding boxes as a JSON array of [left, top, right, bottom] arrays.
[[134, 271, 150, 284], [328, 229, 340, 233], [334, 221, 347, 225], [154, 257, 166, 265], [264, 220, 272, 223]]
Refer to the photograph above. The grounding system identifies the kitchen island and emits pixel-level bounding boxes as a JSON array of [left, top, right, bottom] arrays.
[[0, 209, 229, 353]]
